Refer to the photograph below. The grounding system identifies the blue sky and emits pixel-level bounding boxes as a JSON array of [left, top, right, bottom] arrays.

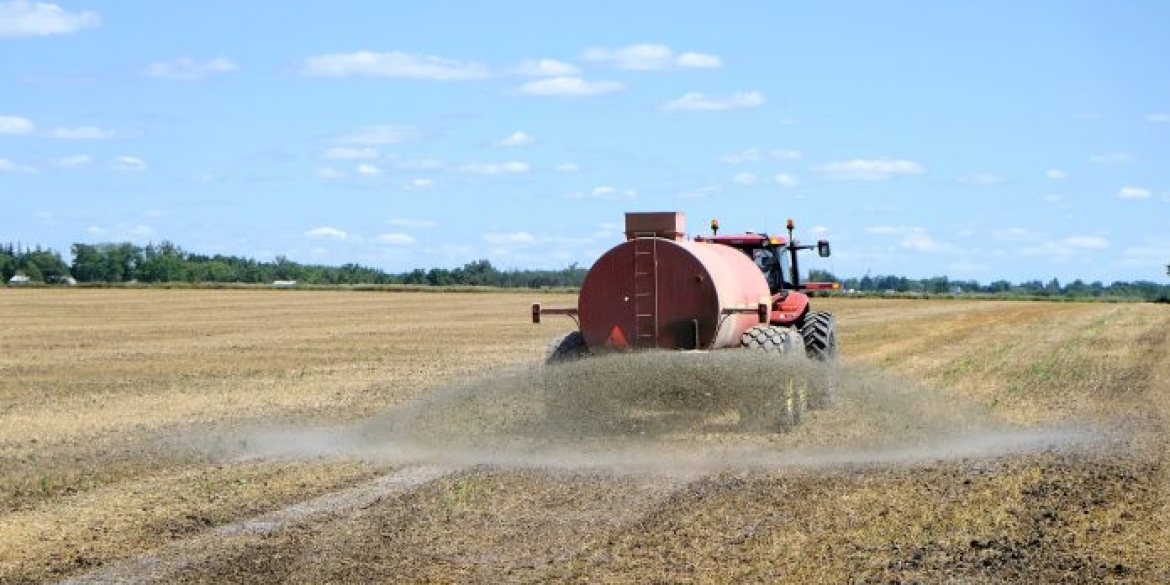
[[1, 1, 1167, 282]]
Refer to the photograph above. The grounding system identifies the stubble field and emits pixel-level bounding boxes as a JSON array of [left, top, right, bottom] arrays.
[[0, 288, 1167, 583]]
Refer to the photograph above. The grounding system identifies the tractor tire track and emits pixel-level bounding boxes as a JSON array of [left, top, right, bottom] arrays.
[[58, 464, 454, 585]]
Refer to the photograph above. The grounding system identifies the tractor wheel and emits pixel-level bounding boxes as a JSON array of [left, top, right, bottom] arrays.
[[799, 311, 838, 361], [545, 330, 589, 365], [740, 325, 799, 355]]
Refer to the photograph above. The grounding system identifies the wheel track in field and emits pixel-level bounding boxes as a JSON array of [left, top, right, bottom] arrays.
[[57, 464, 455, 584]]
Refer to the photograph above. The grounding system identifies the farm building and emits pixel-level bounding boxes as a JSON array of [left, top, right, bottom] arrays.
[[7, 275, 31, 286]]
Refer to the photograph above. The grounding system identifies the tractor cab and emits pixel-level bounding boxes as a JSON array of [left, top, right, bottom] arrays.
[[693, 232, 792, 294]]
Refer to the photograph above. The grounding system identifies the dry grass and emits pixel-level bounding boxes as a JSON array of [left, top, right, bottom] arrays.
[[0, 289, 1167, 583]]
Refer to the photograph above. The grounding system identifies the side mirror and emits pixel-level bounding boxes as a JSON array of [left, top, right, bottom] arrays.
[[817, 239, 831, 258]]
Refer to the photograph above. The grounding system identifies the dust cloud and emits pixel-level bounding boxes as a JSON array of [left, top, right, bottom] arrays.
[[219, 351, 1098, 473]]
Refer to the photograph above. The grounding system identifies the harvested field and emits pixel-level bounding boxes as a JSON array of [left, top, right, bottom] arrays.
[[1, 289, 1167, 582]]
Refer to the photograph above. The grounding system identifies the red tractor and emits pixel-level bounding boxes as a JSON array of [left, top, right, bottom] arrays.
[[533, 212, 839, 363]]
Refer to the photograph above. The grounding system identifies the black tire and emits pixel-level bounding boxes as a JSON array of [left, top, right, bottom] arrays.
[[545, 330, 589, 365], [799, 311, 838, 361], [740, 325, 800, 355]]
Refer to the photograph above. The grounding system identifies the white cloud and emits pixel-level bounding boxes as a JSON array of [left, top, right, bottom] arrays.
[[572, 185, 637, 200], [1063, 236, 1108, 249], [330, 125, 418, 145], [403, 178, 433, 190], [459, 161, 529, 175], [54, 154, 91, 167], [316, 167, 345, 179], [720, 148, 803, 163], [582, 44, 721, 70], [676, 52, 722, 68], [50, 125, 115, 139], [0, 115, 34, 135], [143, 57, 237, 81], [774, 173, 799, 187], [1046, 168, 1067, 179], [0, 0, 100, 37], [376, 233, 416, 246], [900, 228, 945, 252], [0, 157, 36, 173], [1145, 113, 1170, 123], [323, 146, 378, 160], [484, 231, 536, 245], [397, 158, 444, 170], [516, 76, 623, 97], [958, 173, 1002, 185], [495, 131, 535, 147], [299, 51, 489, 80], [305, 226, 347, 240], [553, 162, 579, 173], [1118, 186, 1151, 199], [1090, 152, 1132, 164], [356, 163, 381, 177], [113, 156, 147, 171], [511, 58, 580, 77], [864, 225, 906, 236], [664, 91, 764, 112], [732, 172, 756, 186], [817, 158, 925, 180]]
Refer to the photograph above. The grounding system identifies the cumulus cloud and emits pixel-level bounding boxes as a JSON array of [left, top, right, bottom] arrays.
[[305, 226, 347, 240], [582, 44, 721, 70], [143, 57, 238, 81], [356, 163, 381, 177], [0, 0, 100, 37], [817, 158, 925, 180], [495, 131, 535, 147], [299, 51, 489, 80], [571, 186, 637, 200], [0, 157, 36, 173], [1146, 113, 1170, 123], [774, 173, 799, 187], [484, 232, 536, 245], [516, 76, 622, 97], [459, 161, 529, 175], [403, 178, 433, 190], [0, 115, 34, 134], [54, 154, 91, 167], [511, 58, 580, 76], [113, 156, 147, 171], [720, 148, 803, 163], [1046, 168, 1067, 179], [732, 172, 757, 186], [1117, 186, 1151, 199], [330, 125, 418, 145], [1090, 152, 1131, 164], [376, 233, 416, 246], [679, 185, 723, 199], [663, 91, 764, 112], [51, 125, 115, 139], [323, 146, 378, 159], [1063, 236, 1109, 248], [316, 167, 345, 179]]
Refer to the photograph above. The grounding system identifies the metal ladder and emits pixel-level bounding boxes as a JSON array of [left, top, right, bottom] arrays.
[[632, 234, 659, 348]]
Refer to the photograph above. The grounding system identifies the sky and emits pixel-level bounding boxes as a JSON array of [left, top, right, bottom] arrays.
[[1, 1, 1167, 283]]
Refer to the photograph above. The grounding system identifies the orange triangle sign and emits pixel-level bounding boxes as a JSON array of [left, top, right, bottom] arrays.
[[605, 325, 629, 348]]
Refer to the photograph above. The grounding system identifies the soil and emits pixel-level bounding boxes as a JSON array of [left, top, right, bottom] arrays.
[[1, 290, 1167, 583]]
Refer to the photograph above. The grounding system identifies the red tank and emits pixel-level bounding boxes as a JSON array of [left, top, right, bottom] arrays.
[[576, 213, 771, 351]]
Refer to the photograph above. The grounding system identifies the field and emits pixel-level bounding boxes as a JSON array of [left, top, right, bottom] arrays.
[[1, 289, 1168, 583]]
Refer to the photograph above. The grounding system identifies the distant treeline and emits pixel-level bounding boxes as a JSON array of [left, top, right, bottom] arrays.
[[2, 242, 1168, 300], [0, 242, 588, 288]]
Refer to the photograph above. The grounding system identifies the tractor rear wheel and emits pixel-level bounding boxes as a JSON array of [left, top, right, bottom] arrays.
[[799, 311, 838, 361], [740, 325, 799, 354], [545, 330, 589, 365]]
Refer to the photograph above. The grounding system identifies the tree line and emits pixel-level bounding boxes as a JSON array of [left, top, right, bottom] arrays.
[[2, 241, 1167, 300], [1, 241, 588, 288]]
